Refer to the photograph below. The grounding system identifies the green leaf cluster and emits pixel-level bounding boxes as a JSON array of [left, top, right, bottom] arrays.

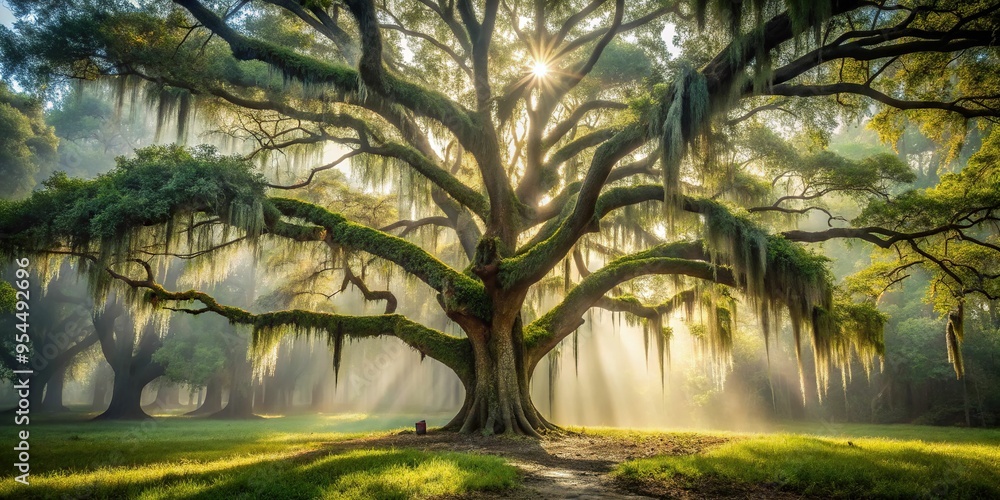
[[0, 281, 15, 313], [0, 82, 58, 199], [0, 144, 266, 254]]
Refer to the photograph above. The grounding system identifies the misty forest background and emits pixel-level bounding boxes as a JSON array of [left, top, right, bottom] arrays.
[[1, 79, 997, 429]]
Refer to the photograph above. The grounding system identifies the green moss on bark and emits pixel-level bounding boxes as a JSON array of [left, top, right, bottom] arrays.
[[251, 310, 473, 381], [268, 197, 491, 321]]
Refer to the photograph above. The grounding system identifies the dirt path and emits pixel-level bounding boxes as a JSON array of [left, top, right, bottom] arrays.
[[324, 431, 731, 499]]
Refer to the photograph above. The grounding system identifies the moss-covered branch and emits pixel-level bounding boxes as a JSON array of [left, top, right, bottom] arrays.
[[524, 194, 885, 398], [371, 143, 490, 221], [114, 266, 472, 382], [512, 184, 688, 295], [341, 264, 398, 314], [268, 197, 490, 320], [174, 0, 360, 90], [175, 0, 482, 150], [0, 145, 267, 256], [594, 289, 698, 321], [501, 123, 649, 290], [40, 249, 474, 382], [332, 0, 480, 142], [250, 311, 473, 382], [0, 146, 490, 323], [524, 241, 730, 363]]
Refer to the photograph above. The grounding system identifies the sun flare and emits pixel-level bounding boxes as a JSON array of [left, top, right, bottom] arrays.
[[531, 61, 550, 78]]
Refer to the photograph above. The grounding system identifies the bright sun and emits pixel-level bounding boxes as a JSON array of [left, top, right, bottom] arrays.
[[531, 61, 550, 77]]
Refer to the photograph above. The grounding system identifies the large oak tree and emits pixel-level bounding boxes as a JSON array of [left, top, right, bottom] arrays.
[[1, 0, 999, 433]]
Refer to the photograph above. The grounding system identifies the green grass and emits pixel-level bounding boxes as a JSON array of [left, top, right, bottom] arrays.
[[767, 421, 1000, 444], [613, 426, 1000, 498], [5, 414, 999, 499], [0, 414, 517, 499]]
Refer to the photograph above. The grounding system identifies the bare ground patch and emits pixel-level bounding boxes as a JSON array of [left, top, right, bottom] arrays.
[[302, 430, 790, 499]]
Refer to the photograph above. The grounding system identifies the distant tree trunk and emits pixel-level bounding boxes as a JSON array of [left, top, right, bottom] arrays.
[[257, 373, 298, 414], [91, 365, 112, 410], [904, 380, 914, 420], [0, 321, 97, 414], [186, 373, 224, 416], [161, 382, 180, 407], [962, 376, 972, 427], [38, 365, 69, 412], [144, 380, 181, 412], [974, 378, 986, 427], [252, 381, 265, 412], [257, 374, 277, 413], [21, 372, 51, 411], [211, 344, 258, 419], [310, 378, 327, 412], [260, 380, 280, 414], [211, 260, 259, 419]]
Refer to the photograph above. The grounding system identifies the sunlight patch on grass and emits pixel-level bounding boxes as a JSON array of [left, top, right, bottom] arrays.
[[569, 426, 740, 440], [768, 422, 1000, 444], [310, 449, 518, 499], [0, 415, 435, 474], [316, 412, 370, 421], [3, 450, 298, 497], [613, 434, 1000, 498], [1, 448, 517, 499]]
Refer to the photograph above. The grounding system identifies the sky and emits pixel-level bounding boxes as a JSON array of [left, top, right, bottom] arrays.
[[0, 3, 12, 28]]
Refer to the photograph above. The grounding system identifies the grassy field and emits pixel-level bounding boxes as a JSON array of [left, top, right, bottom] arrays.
[[612, 424, 1000, 498], [0, 413, 518, 499], [2, 414, 999, 499]]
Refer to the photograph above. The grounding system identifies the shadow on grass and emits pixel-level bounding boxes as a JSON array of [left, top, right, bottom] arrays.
[[4, 447, 517, 500]]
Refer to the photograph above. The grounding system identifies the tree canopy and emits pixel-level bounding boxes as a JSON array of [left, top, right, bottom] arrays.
[[0, 81, 58, 199], [1, 0, 998, 435]]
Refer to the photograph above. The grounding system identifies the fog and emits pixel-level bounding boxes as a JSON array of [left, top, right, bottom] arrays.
[[1, 82, 992, 432]]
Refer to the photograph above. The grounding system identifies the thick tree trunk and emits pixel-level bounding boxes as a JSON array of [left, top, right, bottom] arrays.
[[186, 373, 224, 416], [94, 318, 165, 420], [441, 293, 555, 436], [96, 369, 159, 420], [38, 365, 69, 413]]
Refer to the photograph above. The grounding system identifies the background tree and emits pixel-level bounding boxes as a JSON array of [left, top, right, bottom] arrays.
[[0, 281, 14, 313], [0, 0, 998, 434], [45, 84, 158, 180], [91, 299, 168, 420], [0, 81, 58, 199], [0, 266, 98, 413], [151, 315, 227, 414]]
